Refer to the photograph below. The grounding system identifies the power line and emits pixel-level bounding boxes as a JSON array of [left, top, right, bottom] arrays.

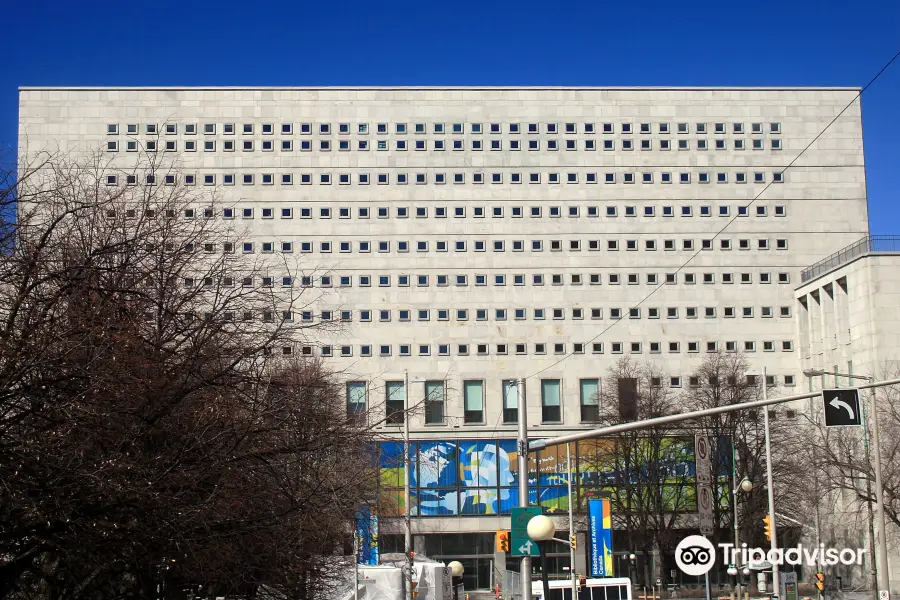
[[525, 48, 900, 382]]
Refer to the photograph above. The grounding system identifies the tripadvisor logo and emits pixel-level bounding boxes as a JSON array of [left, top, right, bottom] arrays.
[[676, 536, 716, 576], [675, 535, 865, 576]]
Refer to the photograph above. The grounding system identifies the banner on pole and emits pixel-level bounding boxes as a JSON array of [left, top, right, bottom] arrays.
[[588, 498, 614, 577], [356, 506, 379, 565]]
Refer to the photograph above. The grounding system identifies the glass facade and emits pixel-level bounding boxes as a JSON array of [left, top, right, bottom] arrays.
[[377, 438, 697, 517]]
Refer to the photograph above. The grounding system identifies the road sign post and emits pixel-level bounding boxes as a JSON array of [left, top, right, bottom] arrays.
[[511, 507, 542, 557], [697, 485, 714, 535], [823, 389, 863, 427], [695, 435, 711, 485]]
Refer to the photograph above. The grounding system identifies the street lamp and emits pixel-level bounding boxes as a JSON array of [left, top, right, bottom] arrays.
[[628, 553, 638, 593], [527, 515, 557, 600], [803, 368, 888, 599], [733, 476, 752, 600], [447, 561, 464, 600], [403, 373, 429, 600]]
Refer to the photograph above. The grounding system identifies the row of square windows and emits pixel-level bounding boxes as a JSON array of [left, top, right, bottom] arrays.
[[108, 170, 786, 186], [106, 121, 783, 136], [349, 375, 795, 419], [195, 271, 795, 288], [212, 203, 786, 220], [348, 373, 795, 424], [108, 202, 788, 222], [268, 304, 794, 323], [107, 137, 784, 152], [298, 339, 797, 359], [216, 236, 792, 254]]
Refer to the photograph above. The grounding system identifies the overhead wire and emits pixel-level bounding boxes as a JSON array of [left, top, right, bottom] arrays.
[[525, 48, 900, 382]]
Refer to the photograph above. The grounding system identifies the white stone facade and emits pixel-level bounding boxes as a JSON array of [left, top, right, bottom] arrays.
[[798, 249, 900, 380], [18, 88, 870, 549]]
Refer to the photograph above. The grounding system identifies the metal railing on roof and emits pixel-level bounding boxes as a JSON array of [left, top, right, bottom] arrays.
[[801, 235, 900, 282]]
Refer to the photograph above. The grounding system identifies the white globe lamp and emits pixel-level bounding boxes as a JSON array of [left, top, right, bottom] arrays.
[[739, 478, 753, 493], [527, 514, 556, 542], [447, 561, 464, 578]]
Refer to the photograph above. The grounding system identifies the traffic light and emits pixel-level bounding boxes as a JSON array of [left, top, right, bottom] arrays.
[[578, 575, 587, 590], [496, 530, 510, 552], [570, 534, 577, 550], [763, 514, 772, 541], [815, 573, 825, 592]]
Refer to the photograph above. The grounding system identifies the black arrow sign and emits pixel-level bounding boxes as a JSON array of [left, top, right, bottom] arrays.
[[822, 388, 863, 427]]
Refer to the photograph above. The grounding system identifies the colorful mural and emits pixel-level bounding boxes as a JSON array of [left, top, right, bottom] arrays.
[[377, 437, 700, 517]]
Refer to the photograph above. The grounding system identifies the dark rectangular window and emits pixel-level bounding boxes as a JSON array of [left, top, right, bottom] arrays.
[[463, 380, 484, 424], [425, 381, 446, 425], [541, 379, 561, 423], [346, 381, 366, 419], [503, 380, 520, 424], [618, 378, 638, 421], [580, 378, 600, 422], [385, 381, 405, 425]]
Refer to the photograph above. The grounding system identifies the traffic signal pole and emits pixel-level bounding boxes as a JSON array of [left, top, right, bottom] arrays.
[[567, 443, 577, 599], [517, 378, 533, 600], [762, 368, 780, 599], [527, 377, 900, 600]]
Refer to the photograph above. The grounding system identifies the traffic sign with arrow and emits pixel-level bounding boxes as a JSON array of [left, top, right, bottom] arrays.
[[823, 388, 862, 427], [510, 507, 542, 556]]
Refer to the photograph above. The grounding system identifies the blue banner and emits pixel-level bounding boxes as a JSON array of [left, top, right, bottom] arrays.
[[588, 499, 613, 577], [356, 507, 379, 565]]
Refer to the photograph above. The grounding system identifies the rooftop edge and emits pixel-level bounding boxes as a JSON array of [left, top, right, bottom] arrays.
[[18, 85, 863, 92]]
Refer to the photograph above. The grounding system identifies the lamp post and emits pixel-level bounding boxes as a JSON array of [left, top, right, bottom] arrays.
[[629, 553, 638, 595], [527, 515, 556, 600], [804, 369, 888, 599], [447, 561, 464, 600], [566, 443, 577, 600], [403, 373, 428, 600], [516, 378, 533, 600], [762, 368, 780, 599], [732, 474, 753, 600]]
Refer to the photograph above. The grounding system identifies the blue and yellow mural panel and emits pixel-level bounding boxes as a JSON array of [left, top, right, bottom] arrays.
[[377, 437, 700, 517]]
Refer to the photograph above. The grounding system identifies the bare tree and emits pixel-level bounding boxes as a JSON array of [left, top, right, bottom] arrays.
[[798, 363, 900, 590], [681, 353, 803, 556], [584, 358, 694, 586], [0, 150, 380, 600]]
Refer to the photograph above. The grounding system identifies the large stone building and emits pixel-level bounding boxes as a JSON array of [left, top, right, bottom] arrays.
[[797, 236, 900, 592], [18, 87, 871, 590]]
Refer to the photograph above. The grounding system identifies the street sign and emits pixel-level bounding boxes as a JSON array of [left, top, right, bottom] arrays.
[[823, 388, 863, 427], [695, 435, 712, 485], [781, 571, 798, 600], [697, 484, 714, 535], [879, 591, 889, 600], [442, 567, 453, 598], [511, 507, 542, 556]]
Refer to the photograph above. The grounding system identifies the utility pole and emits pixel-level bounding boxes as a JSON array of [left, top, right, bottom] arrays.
[[404, 370, 412, 600], [762, 368, 780, 598], [733, 451, 743, 600], [353, 524, 360, 600], [804, 370, 891, 597], [517, 378, 533, 600], [567, 443, 577, 599], [869, 386, 890, 596]]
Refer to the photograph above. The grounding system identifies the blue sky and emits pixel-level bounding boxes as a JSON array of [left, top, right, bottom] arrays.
[[5, 0, 899, 233]]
